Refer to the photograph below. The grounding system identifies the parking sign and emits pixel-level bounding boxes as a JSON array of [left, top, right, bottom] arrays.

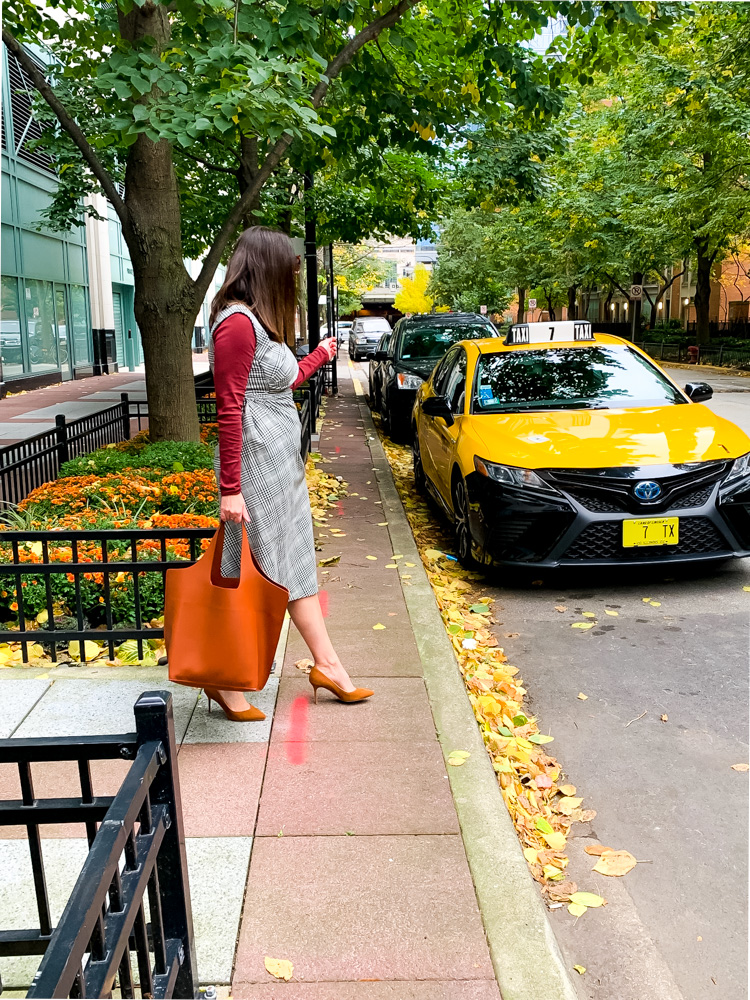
[[630, 284, 643, 301]]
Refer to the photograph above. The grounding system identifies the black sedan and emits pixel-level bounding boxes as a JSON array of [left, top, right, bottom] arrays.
[[369, 312, 498, 441]]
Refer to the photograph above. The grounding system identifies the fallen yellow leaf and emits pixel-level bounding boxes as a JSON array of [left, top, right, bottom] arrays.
[[448, 757, 467, 766], [731, 763, 749, 772], [569, 891, 605, 907], [568, 902, 587, 917], [573, 965, 586, 975], [604, 609, 619, 617], [592, 849, 637, 877], [642, 597, 652, 602], [584, 843, 614, 856], [385, 563, 398, 569], [541, 831, 566, 851], [372, 623, 386, 630], [264, 957, 293, 981], [523, 847, 538, 864], [649, 601, 661, 607], [449, 750, 471, 759], [559, 784, 577, 796], [581, 612, 596, 618], [554, 605, 567, 612], [571, 622, 595, 630], [660, 713, 668, 722], [366, 555, 377, 561], [743, 586, 750, 592], [557, 796, 583, 815], [577, 692, 588, 700], [378, 522, 389, 526]]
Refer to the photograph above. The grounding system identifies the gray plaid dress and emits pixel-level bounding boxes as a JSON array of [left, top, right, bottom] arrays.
[[209, 304, 318, 601]]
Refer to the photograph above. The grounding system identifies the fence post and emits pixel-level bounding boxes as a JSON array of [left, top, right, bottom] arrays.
[[660, 342, 665, 361], [719, 345, 724, 366], [120, 393, 131, 442], [55, 414, 69, 468], [134, 691, 199, 999]]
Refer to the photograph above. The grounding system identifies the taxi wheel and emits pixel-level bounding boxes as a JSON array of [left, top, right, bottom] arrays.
[[452, 477, 477, 569], [413, 430, 427, 494]]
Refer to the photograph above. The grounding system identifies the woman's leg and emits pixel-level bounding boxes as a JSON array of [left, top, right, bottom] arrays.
[[288, 594, 356, 692]]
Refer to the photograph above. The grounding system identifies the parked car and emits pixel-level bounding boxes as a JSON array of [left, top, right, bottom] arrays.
[[412, 319, 750, 570], [337, 321, 353, 345], [371, 312, 498, 441], [349, 316, 391, 360]]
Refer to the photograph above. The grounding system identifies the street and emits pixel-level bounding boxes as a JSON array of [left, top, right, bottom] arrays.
[[355, 355, 749, 1000]]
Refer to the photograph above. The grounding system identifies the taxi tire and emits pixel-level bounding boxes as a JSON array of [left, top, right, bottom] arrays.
[[452, 476, 478, 570]]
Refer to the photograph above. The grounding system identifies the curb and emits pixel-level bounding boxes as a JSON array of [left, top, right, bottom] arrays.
[[355, 393, 579, 1000]]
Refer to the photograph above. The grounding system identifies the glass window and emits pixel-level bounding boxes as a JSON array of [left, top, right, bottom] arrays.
[[399, 321, 494, 360], [1, 276, 24, 378], [444, 349, 468, 414], [432, 348, 459, 396], [473, 346, 687, 413], [25, 279, 58, 373], [70, 285, 91, 366]]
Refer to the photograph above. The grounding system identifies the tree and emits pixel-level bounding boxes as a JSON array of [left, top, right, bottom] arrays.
[[429, 211, 511, 315], [333, 245, 389, 316], [394, 265, 433, 314], [4, 0, 676, 437]]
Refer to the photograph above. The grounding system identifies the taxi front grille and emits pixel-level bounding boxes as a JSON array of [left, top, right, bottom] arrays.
[[562, 517, 728, 561], [567, 483, 716, 513]]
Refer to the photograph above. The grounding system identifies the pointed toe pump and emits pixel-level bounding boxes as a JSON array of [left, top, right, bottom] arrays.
[[204, 688, 266, 722], [308, 667, 374, 704]]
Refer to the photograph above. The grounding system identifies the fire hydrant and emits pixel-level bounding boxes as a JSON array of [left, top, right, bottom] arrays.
[[687, 345, 699, 364]]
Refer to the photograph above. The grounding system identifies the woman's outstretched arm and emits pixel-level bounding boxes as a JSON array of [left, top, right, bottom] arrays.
[[292, 338, 337, 389]]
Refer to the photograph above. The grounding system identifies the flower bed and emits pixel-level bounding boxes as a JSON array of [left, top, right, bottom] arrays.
[[1, 428, 345, 667]]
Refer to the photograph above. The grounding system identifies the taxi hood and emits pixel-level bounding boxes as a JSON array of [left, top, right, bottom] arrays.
[[470, 403, 750, 469]]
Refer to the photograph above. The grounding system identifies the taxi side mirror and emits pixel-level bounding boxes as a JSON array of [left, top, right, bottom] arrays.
[[374, 350, 388, 361], [422, 395, 454, 427], [684, 382, 713, 402]]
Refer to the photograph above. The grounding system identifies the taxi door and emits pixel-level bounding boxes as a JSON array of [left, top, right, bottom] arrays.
[[422, 348, 467, 506]]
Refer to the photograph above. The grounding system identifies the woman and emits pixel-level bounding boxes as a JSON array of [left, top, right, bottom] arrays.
[[205, 226, 373, 721]]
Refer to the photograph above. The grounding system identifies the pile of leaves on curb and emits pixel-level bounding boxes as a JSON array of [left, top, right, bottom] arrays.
[[380, 434, 606, 916]]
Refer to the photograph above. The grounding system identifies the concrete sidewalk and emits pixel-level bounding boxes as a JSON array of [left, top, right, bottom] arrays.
[[0, 363, 575, 998]]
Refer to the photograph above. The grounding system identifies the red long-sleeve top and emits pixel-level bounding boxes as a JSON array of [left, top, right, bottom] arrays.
[[213, 312, 332, 495]]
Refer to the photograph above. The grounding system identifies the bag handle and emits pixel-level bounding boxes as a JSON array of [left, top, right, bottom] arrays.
[[208, 521, 261, 589]]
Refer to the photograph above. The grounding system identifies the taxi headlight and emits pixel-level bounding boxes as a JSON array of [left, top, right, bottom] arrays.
[[726, 452, 750, 482], [474, 456, 561, 495], [397, 373, 423, 389]]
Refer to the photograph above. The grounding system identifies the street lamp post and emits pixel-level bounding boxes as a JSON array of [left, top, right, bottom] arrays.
[[303, 172, 320, 352]]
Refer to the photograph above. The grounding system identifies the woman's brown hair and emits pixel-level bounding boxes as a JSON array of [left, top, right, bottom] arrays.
[[209, 226, 297, 343]]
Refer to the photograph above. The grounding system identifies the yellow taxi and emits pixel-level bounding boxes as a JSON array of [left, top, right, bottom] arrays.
[[411, 320, 750, 569]]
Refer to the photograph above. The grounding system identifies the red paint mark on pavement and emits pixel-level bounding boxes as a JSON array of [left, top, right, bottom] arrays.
[[286, 696, 308, 765], [337, 500, 344, 516], [318, 589, 329, 617], [335, 446, 340, 453]]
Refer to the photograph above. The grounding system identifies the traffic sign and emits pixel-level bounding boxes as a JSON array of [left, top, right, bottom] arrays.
[[630, 284, 643, 301], [528, 298, 537, 309], [480, 304, 487, 314]]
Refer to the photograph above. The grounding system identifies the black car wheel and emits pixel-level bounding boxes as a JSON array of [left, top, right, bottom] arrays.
[[413, 430, 427, 494], [453, 476, 478, 569]]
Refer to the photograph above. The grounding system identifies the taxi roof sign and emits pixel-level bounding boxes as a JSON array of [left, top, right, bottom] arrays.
[[505, 320, 594, 345]]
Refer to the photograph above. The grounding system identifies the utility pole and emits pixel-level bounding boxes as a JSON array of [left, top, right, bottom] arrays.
[[303, 172, 320, 351]]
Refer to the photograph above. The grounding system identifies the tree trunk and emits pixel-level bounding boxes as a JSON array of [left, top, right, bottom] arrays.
[[567, 284, 578, 320], [516, 287, 526, 324], [694, 240, 712, 344], [545, 290, 555, 321], [119, 3, 200, 442]]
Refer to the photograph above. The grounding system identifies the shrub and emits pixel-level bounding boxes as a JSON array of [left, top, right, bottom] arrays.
[[60, 440, 213, 478]]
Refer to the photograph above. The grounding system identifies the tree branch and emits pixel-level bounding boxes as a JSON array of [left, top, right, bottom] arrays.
[[2, 27, 132, 242], [192, 0, 420, 306], [175, 147, 239, 175]]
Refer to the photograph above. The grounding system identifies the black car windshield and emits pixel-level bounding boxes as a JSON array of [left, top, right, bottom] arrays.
[[472, 346, 687, 413], [400, 323, 493, 360]]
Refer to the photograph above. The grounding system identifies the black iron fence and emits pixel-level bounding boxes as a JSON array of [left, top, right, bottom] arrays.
[[635, 341, 750, 367], [0, 527, 214, 664], [0, 365, 334, 508], [0, 691, 198, 999]]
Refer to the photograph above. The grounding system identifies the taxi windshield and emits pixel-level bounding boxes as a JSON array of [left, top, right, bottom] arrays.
[[472, 345, 686, 413], [400, 323, 492, 360]]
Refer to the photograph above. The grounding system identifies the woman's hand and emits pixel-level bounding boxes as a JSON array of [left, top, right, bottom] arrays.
[[220, 493, 250, 524], [321, 337, 337, 361]]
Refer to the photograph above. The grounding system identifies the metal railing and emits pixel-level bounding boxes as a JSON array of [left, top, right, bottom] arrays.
[[0, 527, 214, 663], [635, 341, 750, 367], [0, 691, 198, 999]]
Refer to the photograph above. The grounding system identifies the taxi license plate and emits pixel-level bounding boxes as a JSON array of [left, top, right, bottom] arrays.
[[622, 517, 679, 548]]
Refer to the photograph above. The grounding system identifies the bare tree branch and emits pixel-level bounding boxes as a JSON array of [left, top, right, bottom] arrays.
[[2, 27, 133, 242], [192, 0, 420, 306], [175, 147, 239, 176]]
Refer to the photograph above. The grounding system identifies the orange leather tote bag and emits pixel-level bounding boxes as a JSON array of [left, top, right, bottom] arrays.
[[165, 523, 289, 692]]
